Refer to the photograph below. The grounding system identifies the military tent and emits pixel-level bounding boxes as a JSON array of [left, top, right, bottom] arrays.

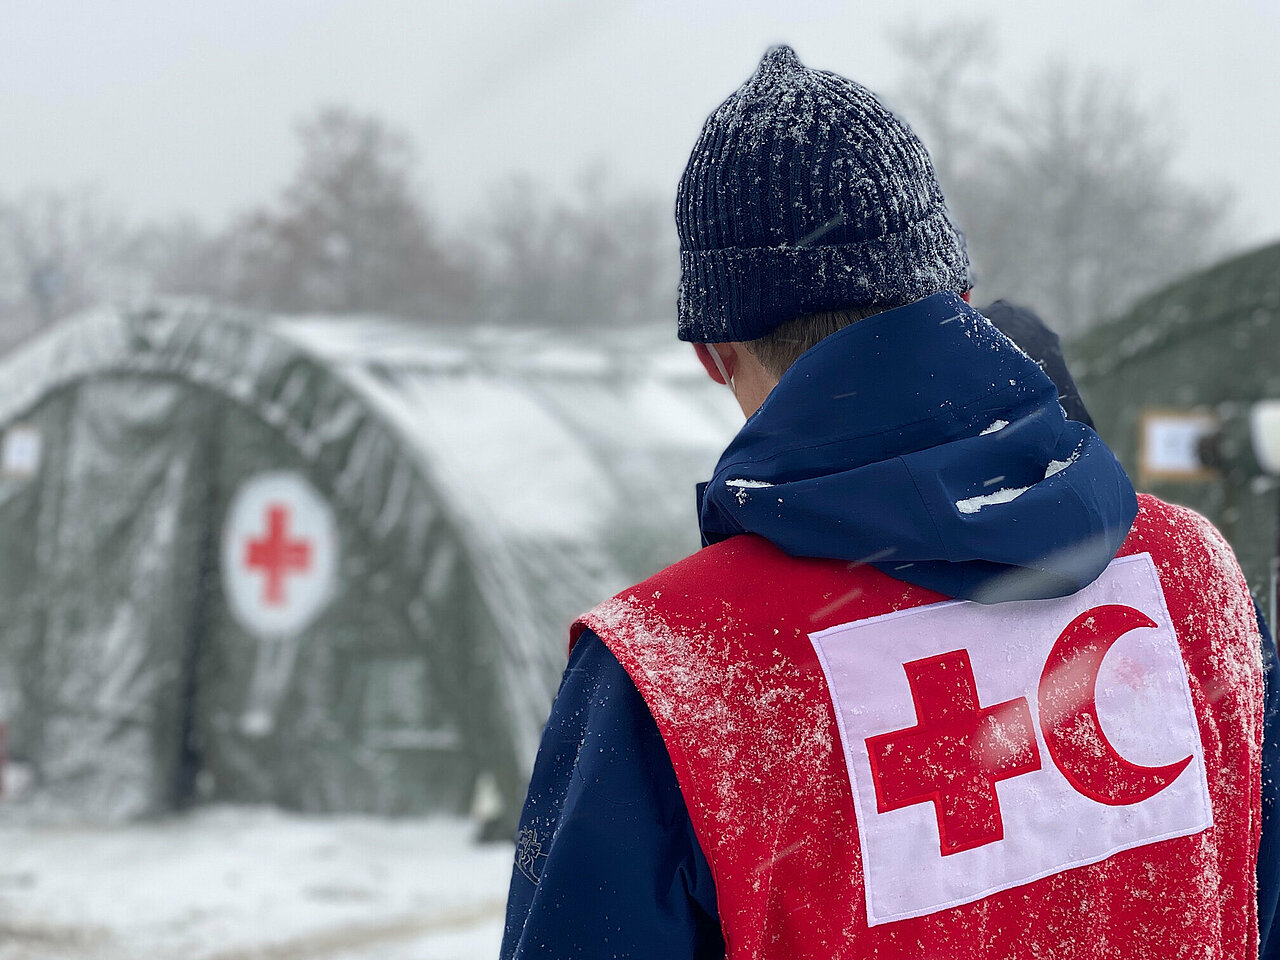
[[0, 301, 739, 821], [1067, 239, 1280, 600]]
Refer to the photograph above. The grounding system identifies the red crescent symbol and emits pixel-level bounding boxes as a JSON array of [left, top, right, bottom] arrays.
[[1038, 604, 1192, 806]]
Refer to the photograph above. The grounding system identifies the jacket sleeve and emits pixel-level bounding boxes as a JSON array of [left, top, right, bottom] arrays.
[[500, 629, 724, 960], [1258, 601, 1280, 960]]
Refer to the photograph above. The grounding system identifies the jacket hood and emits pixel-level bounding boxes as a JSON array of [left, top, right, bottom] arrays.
[[698, 291, 1138, 603]]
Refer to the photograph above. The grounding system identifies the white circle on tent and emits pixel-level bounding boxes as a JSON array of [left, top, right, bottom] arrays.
[[222, 471, 338, 638]]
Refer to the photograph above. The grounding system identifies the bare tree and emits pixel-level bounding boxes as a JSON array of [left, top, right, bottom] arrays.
[[476, 166, 676, 328], [971, 66, 1231, 332], [889, 21, 1233, 334], [222, 107, 474, 319], [885, 18, 997, 191], [119, 216, 227, 302], [0, 188, 131, 344]]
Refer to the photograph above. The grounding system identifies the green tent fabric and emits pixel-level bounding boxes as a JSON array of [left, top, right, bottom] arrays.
[[1067, 239, 1280, 600], [0, 301, 740, 821]]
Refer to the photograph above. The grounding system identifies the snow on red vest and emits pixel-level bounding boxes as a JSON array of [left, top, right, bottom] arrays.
[[571, 495, 1264, 959]]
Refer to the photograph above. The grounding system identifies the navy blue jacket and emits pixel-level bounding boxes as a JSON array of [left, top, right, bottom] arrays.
[[502, 293, 1280, 958]]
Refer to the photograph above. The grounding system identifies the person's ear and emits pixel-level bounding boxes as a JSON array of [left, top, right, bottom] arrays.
[[693, 342, 735, 385]]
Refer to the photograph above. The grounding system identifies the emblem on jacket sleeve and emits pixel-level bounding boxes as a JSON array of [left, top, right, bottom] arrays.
[[515, 827, 550, 884], [810, 553, 1212, 926]]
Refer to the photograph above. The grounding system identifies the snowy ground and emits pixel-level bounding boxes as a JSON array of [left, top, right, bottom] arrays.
[[0, 806, 512, 960]]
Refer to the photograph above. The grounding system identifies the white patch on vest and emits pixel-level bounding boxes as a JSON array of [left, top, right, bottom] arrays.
[[810, 553, 1212, 926]]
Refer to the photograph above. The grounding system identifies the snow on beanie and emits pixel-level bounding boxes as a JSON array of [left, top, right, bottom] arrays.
[[676, 45, 971, 343]]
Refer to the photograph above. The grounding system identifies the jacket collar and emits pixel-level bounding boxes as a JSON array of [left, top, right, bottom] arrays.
[[698, 292, 1138, 602]]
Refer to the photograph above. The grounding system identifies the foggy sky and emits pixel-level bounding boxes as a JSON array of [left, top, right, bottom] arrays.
[[3, 0, 1278, 246]]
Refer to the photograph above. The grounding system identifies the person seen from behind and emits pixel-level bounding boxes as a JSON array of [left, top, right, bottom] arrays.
[[501, 45, 1278, 959]]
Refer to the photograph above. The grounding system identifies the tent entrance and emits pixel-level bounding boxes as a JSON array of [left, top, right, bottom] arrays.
[[0, 376, 213, 818]]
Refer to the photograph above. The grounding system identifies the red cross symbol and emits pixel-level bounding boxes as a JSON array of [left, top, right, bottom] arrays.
[[865, 649, 1042, 856], [244, 503, 312, 607]]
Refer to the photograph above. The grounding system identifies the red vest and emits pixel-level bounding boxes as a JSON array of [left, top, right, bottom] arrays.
[[572, 495, 1263, 959]]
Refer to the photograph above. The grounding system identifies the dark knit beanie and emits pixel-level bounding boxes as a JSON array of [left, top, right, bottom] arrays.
[[676, 45, 971, 343]]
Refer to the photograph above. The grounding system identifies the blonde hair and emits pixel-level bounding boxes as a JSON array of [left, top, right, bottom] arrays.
[[743, 302, 903, 378]]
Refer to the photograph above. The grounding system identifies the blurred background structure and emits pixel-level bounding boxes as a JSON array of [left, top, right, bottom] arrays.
[[0, 304, 738, 823], [1067, 239, 1280, 609], [0, 3, 1277, 957]]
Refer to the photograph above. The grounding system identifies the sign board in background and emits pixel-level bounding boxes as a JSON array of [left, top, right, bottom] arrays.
[[1, 425, 42, 479], [1251, 401, 1280, 476], [1139, 409, 1219, 485]]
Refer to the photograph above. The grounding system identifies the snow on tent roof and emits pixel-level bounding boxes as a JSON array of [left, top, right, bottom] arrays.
[[0, 300, 740, 820], [1069, 239, 1280, 384]]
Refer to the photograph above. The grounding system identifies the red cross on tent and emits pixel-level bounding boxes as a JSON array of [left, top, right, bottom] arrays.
[[244, 503, 313, 606], [865, 648, 1042, 856]]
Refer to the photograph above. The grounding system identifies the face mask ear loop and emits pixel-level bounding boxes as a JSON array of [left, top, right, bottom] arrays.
[[708, 346, 734, 390]]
